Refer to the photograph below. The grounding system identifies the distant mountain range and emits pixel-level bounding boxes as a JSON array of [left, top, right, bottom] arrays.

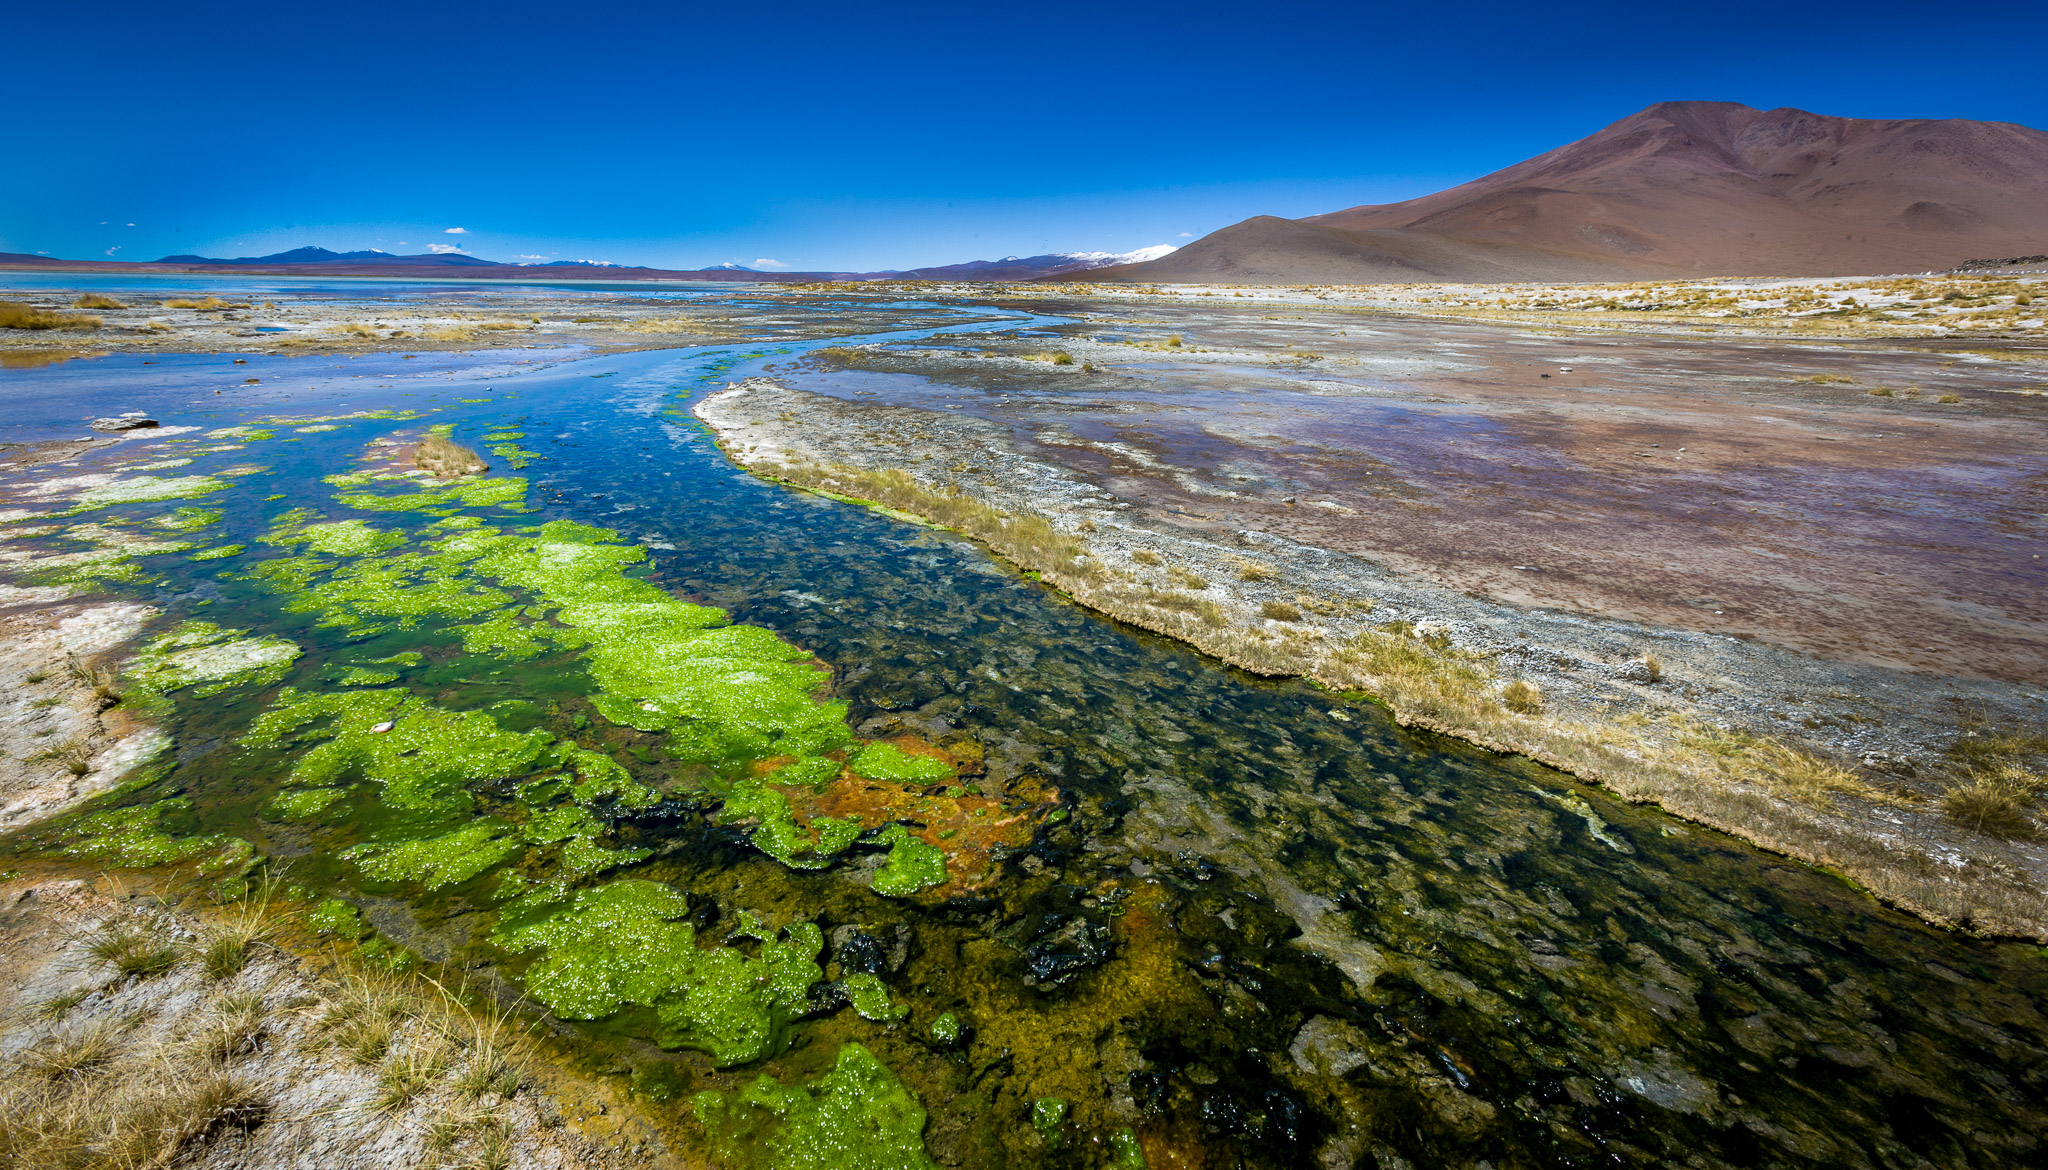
[[0, 243, 1182, 283], [895, 246, 1179, 281], [159, 246, 501, 268], [1098, 101, 2048, 284]]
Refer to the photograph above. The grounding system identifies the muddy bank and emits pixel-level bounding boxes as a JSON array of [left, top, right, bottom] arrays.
[[697, 361, 2048, 939]]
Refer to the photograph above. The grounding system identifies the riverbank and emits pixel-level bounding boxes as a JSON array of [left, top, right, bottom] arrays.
[[0, 864, 676, 1169], [695, 313, 2048, 939]]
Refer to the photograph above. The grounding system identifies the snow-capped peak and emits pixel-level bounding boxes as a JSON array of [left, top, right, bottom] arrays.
[[1052, 244, 1179, 268]]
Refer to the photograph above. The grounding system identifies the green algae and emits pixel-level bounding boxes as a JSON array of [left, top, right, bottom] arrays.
[[64, 475, 230, 514], [343, 821, 524, 889], [270, 787, 347, 819], [495, 880, 823, 1066], [241, 688, 552, 817], [208, 426, 274, 441], [307, 897, 369, 938], [490, 443, 541, 469], [296, 519, 408, 557], [55, 799, 250, 872], [189, 544, 244, 561], [928, 1012, 962, 1045], [560, 834, 652, 879], [720, 778, 858, 870], [841, 973, 907, 1023], [124, 620, 301, 707], [331, 665, 400, 686], [454, 608, 566, 660], [336, 476, 528, 513], [156, 507, 222, 531], [1030, 1097, 1069, 1142], [871, 825, 947, 897], [558, 746, 660, 811], [1109, 1128, 1148, 1169], [850, 742, 952, 783], [692, 1042, 938, 1170]]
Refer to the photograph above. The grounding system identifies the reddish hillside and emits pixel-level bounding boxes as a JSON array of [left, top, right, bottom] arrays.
[[1096, 101, 2048, 284]]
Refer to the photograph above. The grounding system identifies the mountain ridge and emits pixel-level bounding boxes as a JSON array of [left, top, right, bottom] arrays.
[[1092, 101, 2048, 284]]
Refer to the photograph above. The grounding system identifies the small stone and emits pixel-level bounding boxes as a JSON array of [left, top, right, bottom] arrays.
[[89, 417, 159, 432], [370, 721, 395, 733]]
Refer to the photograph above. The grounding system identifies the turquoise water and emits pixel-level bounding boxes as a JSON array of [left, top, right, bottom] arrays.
[[2, 281, 2044, 1169]]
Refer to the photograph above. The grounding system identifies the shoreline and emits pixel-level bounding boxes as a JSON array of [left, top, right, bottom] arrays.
[[696, 377, 2048, 940]]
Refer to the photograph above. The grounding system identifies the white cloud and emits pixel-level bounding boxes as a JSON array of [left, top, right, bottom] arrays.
[[104, 246, 121, 256], [516, 254, 551, 261], [427, 243, 468, 255], [443, 227, 468, 235], [752, 258, 789, 269], [125, 222, 135, 227], [1178, 232, 1192, 238]]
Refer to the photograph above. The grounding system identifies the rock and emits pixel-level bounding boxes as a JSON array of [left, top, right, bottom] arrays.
[[1288, 1015, 1374, 1077], [1021, 916, 1113, 987], [1611, 657, 1661, 684], [88, 416, 158, 432]]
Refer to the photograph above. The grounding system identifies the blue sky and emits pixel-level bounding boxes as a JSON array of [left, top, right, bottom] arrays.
[[8, 0, 2045, 271]]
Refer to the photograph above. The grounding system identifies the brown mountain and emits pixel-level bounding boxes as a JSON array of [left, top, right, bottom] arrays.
[[1093, 101, 2048, 284]]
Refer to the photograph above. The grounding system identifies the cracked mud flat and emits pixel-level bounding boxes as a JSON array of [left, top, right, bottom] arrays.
[[2, 282, 2046, 1170], [698, 300, 2048, 938]]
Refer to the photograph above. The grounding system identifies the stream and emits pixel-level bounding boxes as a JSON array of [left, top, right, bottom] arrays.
[[2, 279, 2044, 1169]]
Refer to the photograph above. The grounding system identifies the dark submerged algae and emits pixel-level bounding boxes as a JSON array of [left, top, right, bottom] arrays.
[[0, 312, 2045, 1170]]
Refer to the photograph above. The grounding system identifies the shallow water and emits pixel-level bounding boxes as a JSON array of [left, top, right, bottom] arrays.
[[2, 282, 2045, 1169]]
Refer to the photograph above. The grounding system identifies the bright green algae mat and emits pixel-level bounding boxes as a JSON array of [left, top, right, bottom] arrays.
[[695, 1043, 940, 1170], [495, 880, 825, 1066], [2, 453, 957, 1169]]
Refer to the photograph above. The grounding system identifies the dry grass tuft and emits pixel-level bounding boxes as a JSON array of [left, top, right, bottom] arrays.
[[0, 301, 101, 331], [1502, 679, 1544, 714], [0, 1011, 266, 1168], [319, 963, 409, 1065], [1941, 765, 2043, 840], [415, 432, 489, 479], [161, 297, 246, 311], [82, 921, 179, 980], [1234, 558, 1276, 582], [72, 294, 128, 310], [191, 877, 290, 982], [22, 1020, 124, 1082], [1261, 600, 1303, 622], [1131, 549, 1162, 566]]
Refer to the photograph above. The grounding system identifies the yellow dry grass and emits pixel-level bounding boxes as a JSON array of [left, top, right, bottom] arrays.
[[0, 301, 101, 331], [415, 432, 488, 479]]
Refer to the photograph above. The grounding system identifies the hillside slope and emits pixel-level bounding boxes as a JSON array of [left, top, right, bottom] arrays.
[[1095, 102, 2048, 284]]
